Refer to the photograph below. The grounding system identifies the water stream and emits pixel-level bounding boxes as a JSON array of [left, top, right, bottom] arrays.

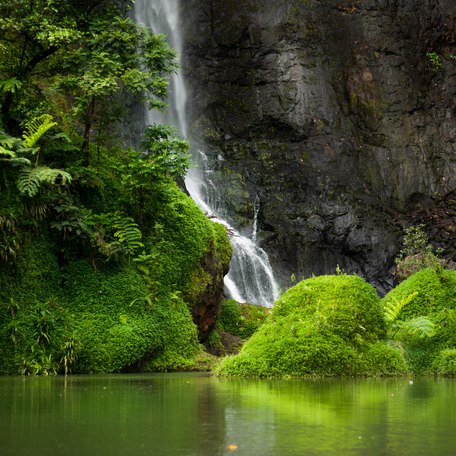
[[134, 0, 279, 307]]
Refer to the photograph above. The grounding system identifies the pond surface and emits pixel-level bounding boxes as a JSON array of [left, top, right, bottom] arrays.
[[0, 374, 455, 456]]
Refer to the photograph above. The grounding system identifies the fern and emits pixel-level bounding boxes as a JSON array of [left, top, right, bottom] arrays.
[[384, 292, 419, 323], [0, 78, 22, 94], [112, 215, 144, 255], [0, 145, 15, 158], [17, 166, 72, 197], [22, 114, 58, 148], [398, 316, 436, 339]]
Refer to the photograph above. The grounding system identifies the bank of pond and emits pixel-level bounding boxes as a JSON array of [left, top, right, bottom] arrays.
[[0, 263, 455, 378]]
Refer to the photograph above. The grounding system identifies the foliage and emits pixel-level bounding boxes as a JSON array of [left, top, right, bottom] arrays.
[[426, 51, 441, 71], [217, 299, 269, 339], [22, 114, 57, 148], [384, 291, 436, 340], [0, 0, 232, 376], [395, 224, 445, 281], [432, 349, 456, 375], [382, 268, 456, 320], [0, 178, 230, 374], [217, 275, 404, 378], [381, 268, 456, 373], [0, 0, 175, 155], [61, 334, 81, 375]]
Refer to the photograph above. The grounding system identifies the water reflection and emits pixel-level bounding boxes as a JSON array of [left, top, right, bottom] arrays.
[[0, 374, 455, 456]]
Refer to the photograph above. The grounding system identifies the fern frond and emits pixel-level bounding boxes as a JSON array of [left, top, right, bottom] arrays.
[[0, 78, 22, 94], [22, 114, 57, 148], [11, 157, 31, 166], [113, 215, 144, 255], [0, 130, 19, 150], [17, 166, 72, 197], [399, 316, 436, 339], [0, 145, 15, 158], [384, 292, 419, 323]]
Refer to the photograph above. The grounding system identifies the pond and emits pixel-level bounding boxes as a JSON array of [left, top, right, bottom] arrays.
[[0, 374, 455, 456]]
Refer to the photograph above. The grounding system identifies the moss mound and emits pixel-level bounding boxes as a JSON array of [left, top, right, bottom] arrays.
[[382, 268, 456, 319], [217, 274, 407, 377], [381, 268, 456, 373]]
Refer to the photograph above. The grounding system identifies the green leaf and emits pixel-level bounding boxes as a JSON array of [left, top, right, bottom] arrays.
[[399, 316, 436, 339], [17, 166, 72, 197], [0, 77, 22, 94], [22, 114, 58, 148], [384, 292, 418, 323]]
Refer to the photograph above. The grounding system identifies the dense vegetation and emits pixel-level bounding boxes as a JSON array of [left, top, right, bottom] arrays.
[[0, 0, 231, 374], [382, 267, 456, 374], [217, 268, 456, 378]]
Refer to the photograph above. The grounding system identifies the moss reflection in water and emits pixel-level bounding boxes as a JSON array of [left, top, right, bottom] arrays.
[[0, 375, 456, 456]]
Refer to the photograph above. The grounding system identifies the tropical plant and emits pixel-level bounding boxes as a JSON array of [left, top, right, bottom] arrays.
[[60, 334, 81, 375], [383, 292, 435, 340]]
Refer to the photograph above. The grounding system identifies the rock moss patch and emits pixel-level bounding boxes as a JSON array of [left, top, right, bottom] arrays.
[[217, 274, 407, 377]]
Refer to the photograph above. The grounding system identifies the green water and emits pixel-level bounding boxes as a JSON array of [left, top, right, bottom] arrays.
[[0, 374, 455, 456]]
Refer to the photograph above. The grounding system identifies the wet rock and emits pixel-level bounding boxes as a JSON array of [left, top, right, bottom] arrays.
[[181, 0, 456, 294]]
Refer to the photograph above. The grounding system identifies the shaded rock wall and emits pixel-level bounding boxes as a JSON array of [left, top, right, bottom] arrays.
[[181, 0, 456, 293]]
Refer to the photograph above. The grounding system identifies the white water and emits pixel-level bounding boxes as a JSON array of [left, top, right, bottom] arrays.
[[134, 0, 279, 307]]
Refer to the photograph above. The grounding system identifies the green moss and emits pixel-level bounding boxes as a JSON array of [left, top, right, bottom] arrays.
[[0, 180, 229, 374], [217, 274, 399, 378], [359, 342, 408, 375], [381, 268, 456, 373], [382, 268, 456, 319], [217, 299, 269, 339]]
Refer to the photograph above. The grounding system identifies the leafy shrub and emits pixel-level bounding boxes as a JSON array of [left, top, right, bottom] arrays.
[[395, 224, 445, 281], [432, 349, 456, 375]]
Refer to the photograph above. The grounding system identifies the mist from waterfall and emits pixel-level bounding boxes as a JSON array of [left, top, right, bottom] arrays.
[[134, 0, 279, 307]]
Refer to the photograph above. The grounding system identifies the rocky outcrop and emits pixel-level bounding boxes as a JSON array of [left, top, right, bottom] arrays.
[[181, 0, 456, 293]]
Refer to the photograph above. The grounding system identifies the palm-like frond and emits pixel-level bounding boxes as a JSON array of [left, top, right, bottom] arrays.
[[22, 114, 58, 148], [112, 215, 144, 255], [0, 78, 22, 94], [384, 292, 418, 323], [398, 316, 436, 339], [17, 166, 72, 197]]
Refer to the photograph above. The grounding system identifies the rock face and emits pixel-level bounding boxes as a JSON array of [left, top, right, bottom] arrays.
[[181, 0, 456, 293]]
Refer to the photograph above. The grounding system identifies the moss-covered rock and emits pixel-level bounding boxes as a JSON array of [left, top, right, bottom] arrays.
[[217, 274, 406, 377], [381, 268, 456, 319], [217, 299, 270, 339], [381, 268, 456, 373], [0, 181, 231, 374]]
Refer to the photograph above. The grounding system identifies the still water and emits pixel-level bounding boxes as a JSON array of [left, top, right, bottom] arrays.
[[0, 374, 455, 456]]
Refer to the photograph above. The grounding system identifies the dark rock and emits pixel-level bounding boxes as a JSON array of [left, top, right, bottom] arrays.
[[181, 0, 456, 294]]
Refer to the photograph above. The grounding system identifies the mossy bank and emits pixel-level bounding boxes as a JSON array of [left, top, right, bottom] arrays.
[[0, 181, 231, 375], [217, 269, 456, 378]]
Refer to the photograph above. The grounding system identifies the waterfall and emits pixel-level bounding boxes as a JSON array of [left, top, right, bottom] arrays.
[[134, 0, 279, 308]]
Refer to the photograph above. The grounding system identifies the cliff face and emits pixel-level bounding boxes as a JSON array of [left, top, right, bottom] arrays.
[[181, 0, 456, 292]]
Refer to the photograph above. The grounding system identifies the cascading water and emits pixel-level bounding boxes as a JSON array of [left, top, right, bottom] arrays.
[[134, 0, 279, 307]]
